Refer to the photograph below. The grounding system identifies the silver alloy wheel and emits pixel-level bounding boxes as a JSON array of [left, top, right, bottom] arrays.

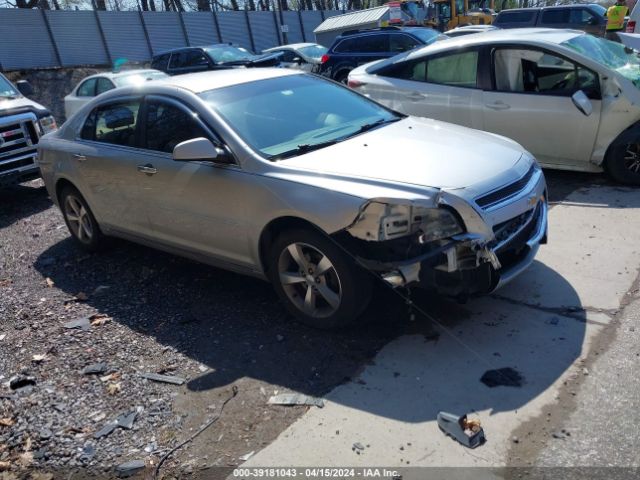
[[64, 195, 93, 243], [624, 144, 640, 173], [278, 242, 342, 318]]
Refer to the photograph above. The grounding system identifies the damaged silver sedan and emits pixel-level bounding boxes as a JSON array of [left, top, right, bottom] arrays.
[[37, 69, 547, 329]]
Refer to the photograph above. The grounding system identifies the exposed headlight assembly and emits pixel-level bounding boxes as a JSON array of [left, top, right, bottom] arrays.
[[38, 115, 57, 135], [349, 201, 463, 243]]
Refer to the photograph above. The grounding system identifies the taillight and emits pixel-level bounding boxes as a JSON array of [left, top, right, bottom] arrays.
[[320, 54, 329, 64], [627, 20, 636, 32], [347, 79, 366, 89]]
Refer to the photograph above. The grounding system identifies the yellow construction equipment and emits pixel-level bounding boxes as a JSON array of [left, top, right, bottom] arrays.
[[428, 0, 496, 31]]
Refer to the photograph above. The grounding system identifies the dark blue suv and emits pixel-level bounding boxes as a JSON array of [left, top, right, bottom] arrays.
[[316, 26, 445, 83]]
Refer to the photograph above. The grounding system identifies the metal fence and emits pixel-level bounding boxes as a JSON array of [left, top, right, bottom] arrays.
[[0, 8, 346, 71]]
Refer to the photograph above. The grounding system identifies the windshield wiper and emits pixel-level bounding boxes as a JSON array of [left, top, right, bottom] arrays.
[[271, 139, 338, 160], [356, 117, 402, 134]]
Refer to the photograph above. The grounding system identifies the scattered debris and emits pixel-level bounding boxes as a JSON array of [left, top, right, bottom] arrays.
[[352, 442, 365, 451], [106, 383, 122, 395], [512, 436, 519, 443], [480, 367, 524, 388], [92, 285, 110, 296], [9, 375, 36, 390], [0, 334, 5, 341], [140, 372, 185, 385], [63, 317, 91, 331], [437, 412, 485, 449], [0, 418, 15, 427], [82, 363, 109, 375], [198, 365, 208, 373], [239, 450, 255, 461], [90, 313, 111, 326], [115, 459, 146, 478], [45, 277, 54, 288], [32, 354, 46, 363], [0, 460, 11, 471], [100, 372, 121, 382], [268, 393, 324, 408], [94, 410, 139, 439], [582, 368, 589, 375]]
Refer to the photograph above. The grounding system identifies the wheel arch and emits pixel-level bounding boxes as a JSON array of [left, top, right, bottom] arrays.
[[55, 177, 80, 204], [258, 216, 329, 275]]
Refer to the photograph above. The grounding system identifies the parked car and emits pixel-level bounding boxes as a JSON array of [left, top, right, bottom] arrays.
[[262, 43, 328, 72], [625, 0, 640, 33], [493, 4, 607, 36], [317, 26, 446, 83], [0, 73, 57, 187], [37, 69, 547, 328], [151, 45, 282, 76], [348, 28, 640, 185], [64, 69, 168, 119], [444, 25, 499, 37]]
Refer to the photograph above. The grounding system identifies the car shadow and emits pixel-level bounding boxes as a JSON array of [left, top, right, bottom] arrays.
[[36, 234, 585, 422], [0, 180, 52, 229]]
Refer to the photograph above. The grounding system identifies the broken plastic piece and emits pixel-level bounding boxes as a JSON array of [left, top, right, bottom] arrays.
[[268, 393, 324, 408], [437, 411, 485, 449]]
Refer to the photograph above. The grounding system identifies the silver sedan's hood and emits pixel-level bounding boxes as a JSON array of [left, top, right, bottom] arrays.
[[280, 117, 525, 190]]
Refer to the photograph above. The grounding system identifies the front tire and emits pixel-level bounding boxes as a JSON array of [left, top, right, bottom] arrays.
[[59, 186, 104, 251], [606, 143, 640, 185], [268, 228, 372, 329]]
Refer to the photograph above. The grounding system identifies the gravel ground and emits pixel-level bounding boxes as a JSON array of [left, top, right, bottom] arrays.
[[0, 170, 609, 478], [0, 180, 404, 479]]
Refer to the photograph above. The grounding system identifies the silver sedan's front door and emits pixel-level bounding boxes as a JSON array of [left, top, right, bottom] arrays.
[[135, 97, 254, 267], [483, 48, 602, 168]]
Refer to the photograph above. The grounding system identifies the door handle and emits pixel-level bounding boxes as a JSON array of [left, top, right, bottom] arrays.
[[137, 164, 157, 175], [73, 154, 86, 162], [406, 91, 426, 101], [485, 101, 510, 111]]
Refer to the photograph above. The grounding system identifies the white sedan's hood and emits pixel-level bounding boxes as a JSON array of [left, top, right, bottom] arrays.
[[281, 116, 526, 190]]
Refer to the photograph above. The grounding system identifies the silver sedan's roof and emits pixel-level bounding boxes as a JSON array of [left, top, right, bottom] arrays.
[[153, 68, 301, 94]]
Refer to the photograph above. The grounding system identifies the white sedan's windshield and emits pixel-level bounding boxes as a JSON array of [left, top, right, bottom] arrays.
[[205, 46, 253, 64], [298, 45, 328, 60], [563, 35, 640, 87], [200, 75, 400, 159], [0, 75, 18, 98]]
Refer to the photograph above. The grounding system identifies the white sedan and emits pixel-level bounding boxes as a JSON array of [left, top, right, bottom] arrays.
[[262, 43, 328, 72], [64, 69, 168, 119], [349, 28, 640, 185]]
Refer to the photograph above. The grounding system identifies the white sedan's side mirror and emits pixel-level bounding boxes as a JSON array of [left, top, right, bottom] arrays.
[[173, 137, 231, 164], [571, 90, 593, 117]]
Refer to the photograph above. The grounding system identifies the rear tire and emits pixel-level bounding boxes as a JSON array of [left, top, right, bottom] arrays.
[[267, 228, 372, 329], [606, 143, 640, 185], [59, 186, 105, 251], [334, 70, 351, 85]]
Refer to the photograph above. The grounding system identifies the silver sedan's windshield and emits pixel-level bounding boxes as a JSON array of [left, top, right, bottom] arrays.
[[114, 71, 168, 87], [563, 35, 640, 87], [0, 75, 18, 98], [200, 74, 401, 159]]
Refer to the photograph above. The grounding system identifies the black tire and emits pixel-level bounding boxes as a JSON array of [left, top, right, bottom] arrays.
[[606, 143, 640, 185], [59, 186, 105, 251], [334, 70, 351, 85], [267, 228, 372, 329]]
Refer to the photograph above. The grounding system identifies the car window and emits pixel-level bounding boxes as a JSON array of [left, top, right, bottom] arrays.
[[334, 38, 358, 53], [81, 100, 140, 147], [427, 51, 478, 88], [381, 59, 427, 81], [77, 78, 97, 97], [186, 50, 209, 67], [390, 34, 419, 53], [151, 53, 171, 71], [357, 34, 389, 53], [169, 51, 187, 69], [541, 8, 569, 24], [498, 10, 536, 23], [569, 8, 596, 25], [279, 50, 298, 62], [96, 78, 115, 95], [493, 48, 591, 96], [144, 100, 210, 154]]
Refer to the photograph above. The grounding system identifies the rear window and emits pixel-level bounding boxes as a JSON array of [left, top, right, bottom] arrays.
[[497, 10, 536, 23]]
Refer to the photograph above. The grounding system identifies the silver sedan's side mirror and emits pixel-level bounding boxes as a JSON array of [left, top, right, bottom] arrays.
[[173, 137, 231, 164], [571, 90, 593, 117]]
